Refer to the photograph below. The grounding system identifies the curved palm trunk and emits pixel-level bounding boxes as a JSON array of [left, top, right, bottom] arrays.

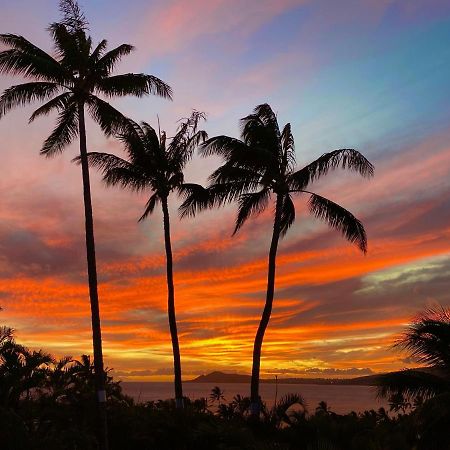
[[250, 194, 283, 417], [77, 102, 109, 450], [161, 196, 183, 408]]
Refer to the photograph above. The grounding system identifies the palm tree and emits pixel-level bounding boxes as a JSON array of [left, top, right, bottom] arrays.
[[0, 2, 172, 446], [0, 339, 52, 408], [210, 386, 225, 406], [180, 104, 374, 416], [377, 305, 450, 407], [81, 111, 207, 408]]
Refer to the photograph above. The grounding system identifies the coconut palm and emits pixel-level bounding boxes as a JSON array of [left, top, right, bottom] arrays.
[[0, 2, 171, 446], [210, 386, 226, 406], [377, 306, 450, 406], [180, 103, 373, 415], [81, 111, 207, 408]]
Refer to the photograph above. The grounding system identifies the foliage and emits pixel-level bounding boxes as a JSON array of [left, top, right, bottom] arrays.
[[0, 6, 172, 156], [377, 306, 450, 410], [180, 103, 373, 252], [81, 111, 207, 212], [0, 329, 447, 449]]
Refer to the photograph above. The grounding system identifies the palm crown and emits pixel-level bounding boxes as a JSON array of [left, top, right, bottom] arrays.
[[180, 103, 373, 249], [83, 111, 207, 215], [0, 21, 172, 155]]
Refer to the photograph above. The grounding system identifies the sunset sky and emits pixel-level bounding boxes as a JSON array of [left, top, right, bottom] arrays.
[[1, 0, 450, 381]]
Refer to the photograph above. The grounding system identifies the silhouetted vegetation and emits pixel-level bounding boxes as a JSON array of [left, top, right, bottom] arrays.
[[377, 306, 450, 449], [0, 1, 171, 447], [1, 323, 448, 449]]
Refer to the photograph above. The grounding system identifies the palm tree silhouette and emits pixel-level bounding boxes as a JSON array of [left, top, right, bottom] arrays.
[[210, 386, 225, 406], [0, 338, 52, 408], [0, 2, 172, 446], [377, 306, 450, 406], [180, 104, 373, 416], [81, 111, 207, 408]]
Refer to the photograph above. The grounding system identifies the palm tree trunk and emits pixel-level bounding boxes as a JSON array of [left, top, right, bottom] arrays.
[[161, 195, 183, 408], [250, 194, 283, 417], [77, 101, 109, 450]]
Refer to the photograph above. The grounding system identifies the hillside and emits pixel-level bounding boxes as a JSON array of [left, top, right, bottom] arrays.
[[187, 371, 381, 385]]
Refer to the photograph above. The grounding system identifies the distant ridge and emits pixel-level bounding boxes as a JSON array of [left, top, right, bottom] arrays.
[[188, 371, 251, 383], [187, 371, 381, 386]]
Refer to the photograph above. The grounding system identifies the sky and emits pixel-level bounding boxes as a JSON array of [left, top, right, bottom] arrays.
[[0, 0, 450, 381]]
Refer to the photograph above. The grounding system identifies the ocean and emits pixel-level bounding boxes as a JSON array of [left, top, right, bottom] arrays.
[[121, 382, 389, 414]]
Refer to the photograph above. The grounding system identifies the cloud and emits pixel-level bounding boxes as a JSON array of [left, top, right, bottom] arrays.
[[265, 367, 374, 376]]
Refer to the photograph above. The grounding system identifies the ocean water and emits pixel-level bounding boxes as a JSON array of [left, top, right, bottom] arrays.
[[121, 382, 388, 414]]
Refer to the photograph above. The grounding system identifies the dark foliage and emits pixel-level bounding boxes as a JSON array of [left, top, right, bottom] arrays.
[[1, 329, 447, 450]]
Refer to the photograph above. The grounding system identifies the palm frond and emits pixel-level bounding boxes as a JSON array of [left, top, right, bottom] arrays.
[[178, 183, 232, 218], [77, 151, 129, 173], [168, 110, 207, 168], [188, 129, 208, 149], [201, 136, 275, 176], [376, 370, 448, 402], [0, 34, 66, 79], [103, 167, 149, 192], [289, 149, 374, 191], [138, 121, 161, 156], [253, 103, 280, 131], [95, 44, 134, 74], [86, 95, 128, 136], [208, 163, 262, 188], [0, 82, 59, 118], [47, 22, 85, 68], [396, 306, 450, 368], [307, 193, 367, 252], [90, 39, 108, 62], [112, 119, 151, 163], [138, 193, 160, 222], [40, 102, 78, 157], [281, 123, 296, 173], [273, 393, 307, 416], [234, 189, 271, 234], [279, 194, 295, 236], [0, 44, 67, 82], [29, 92, 72, 122], [200, 135, 247, 158], [58, 0, 89, 33], [78, 152, 149, 191], [97, 73, 173, 99]]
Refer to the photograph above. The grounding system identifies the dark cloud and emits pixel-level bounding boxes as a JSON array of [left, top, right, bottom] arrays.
[[0, 225, 84, 279]]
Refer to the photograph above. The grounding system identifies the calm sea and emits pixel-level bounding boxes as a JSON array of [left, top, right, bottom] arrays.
[[121, 382, 388, 414]]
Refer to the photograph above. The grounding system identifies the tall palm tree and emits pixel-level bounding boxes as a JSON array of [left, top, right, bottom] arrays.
[[377, 306, 450, 406], [0, 1, 172, 446], [180, 104, 374, 416], [81, 111, 207, 408]]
